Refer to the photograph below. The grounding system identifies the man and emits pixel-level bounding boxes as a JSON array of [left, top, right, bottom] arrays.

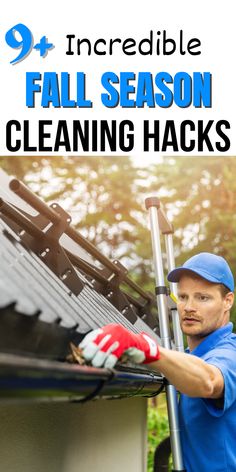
[[79, 252, 236, 472]]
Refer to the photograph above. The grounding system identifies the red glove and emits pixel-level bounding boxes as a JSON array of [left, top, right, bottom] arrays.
[[79, 323, 160, 368]]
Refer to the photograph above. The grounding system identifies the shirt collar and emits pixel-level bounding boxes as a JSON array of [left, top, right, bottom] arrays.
[[186, 322, 233, 357]]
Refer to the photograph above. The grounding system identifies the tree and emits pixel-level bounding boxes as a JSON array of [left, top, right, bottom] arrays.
[[1, 155, 236, 319], [0, 155, 152, 273], [149, 157, 236, 264], [149, 156, 236, 325]]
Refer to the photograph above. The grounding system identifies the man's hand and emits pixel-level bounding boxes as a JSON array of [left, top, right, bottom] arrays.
[[79, 323, 160, 368]]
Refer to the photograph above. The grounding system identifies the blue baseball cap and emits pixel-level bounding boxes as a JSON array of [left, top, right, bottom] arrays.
[[167, 252, 234, 292]]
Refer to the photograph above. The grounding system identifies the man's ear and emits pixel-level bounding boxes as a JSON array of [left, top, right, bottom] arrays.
[[224, 292, 234, 311]]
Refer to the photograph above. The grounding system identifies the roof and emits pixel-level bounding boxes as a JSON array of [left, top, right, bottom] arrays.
[[0, 168, 164, 402]]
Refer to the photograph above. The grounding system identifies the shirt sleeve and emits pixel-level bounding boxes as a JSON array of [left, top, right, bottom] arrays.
[[201, 347, 236, 417]]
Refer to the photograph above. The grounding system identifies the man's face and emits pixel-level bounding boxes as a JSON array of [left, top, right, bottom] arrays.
[[177, 274, 234, 340]]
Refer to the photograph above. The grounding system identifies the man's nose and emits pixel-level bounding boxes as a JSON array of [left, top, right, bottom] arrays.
[[183, 298, 197, 312]]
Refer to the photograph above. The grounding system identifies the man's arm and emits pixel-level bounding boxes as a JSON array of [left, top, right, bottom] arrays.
[[150, 346, 224, 399], [79, 323, 224, 399]]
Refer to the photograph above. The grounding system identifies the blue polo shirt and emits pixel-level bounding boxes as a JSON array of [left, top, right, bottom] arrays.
[[179, 322, 236, 472]]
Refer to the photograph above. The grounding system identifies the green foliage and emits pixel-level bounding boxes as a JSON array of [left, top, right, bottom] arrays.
[[0, 155, 156, 299], [1, 155, 236, 325], [147, 400, 170, 472], [2, 155, 236, 465], [149, 157, 236, 325], [0, 156, 41, 180]]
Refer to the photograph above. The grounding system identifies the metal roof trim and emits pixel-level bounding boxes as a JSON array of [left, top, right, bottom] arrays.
[[0, 353, 164, 403]]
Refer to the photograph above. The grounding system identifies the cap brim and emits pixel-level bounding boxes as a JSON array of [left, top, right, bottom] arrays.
[[167, 267, 222, 285]]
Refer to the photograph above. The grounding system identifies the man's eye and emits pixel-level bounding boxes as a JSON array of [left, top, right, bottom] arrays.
[[178, 295, 187, 301], [198, 295, 209, 301]]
